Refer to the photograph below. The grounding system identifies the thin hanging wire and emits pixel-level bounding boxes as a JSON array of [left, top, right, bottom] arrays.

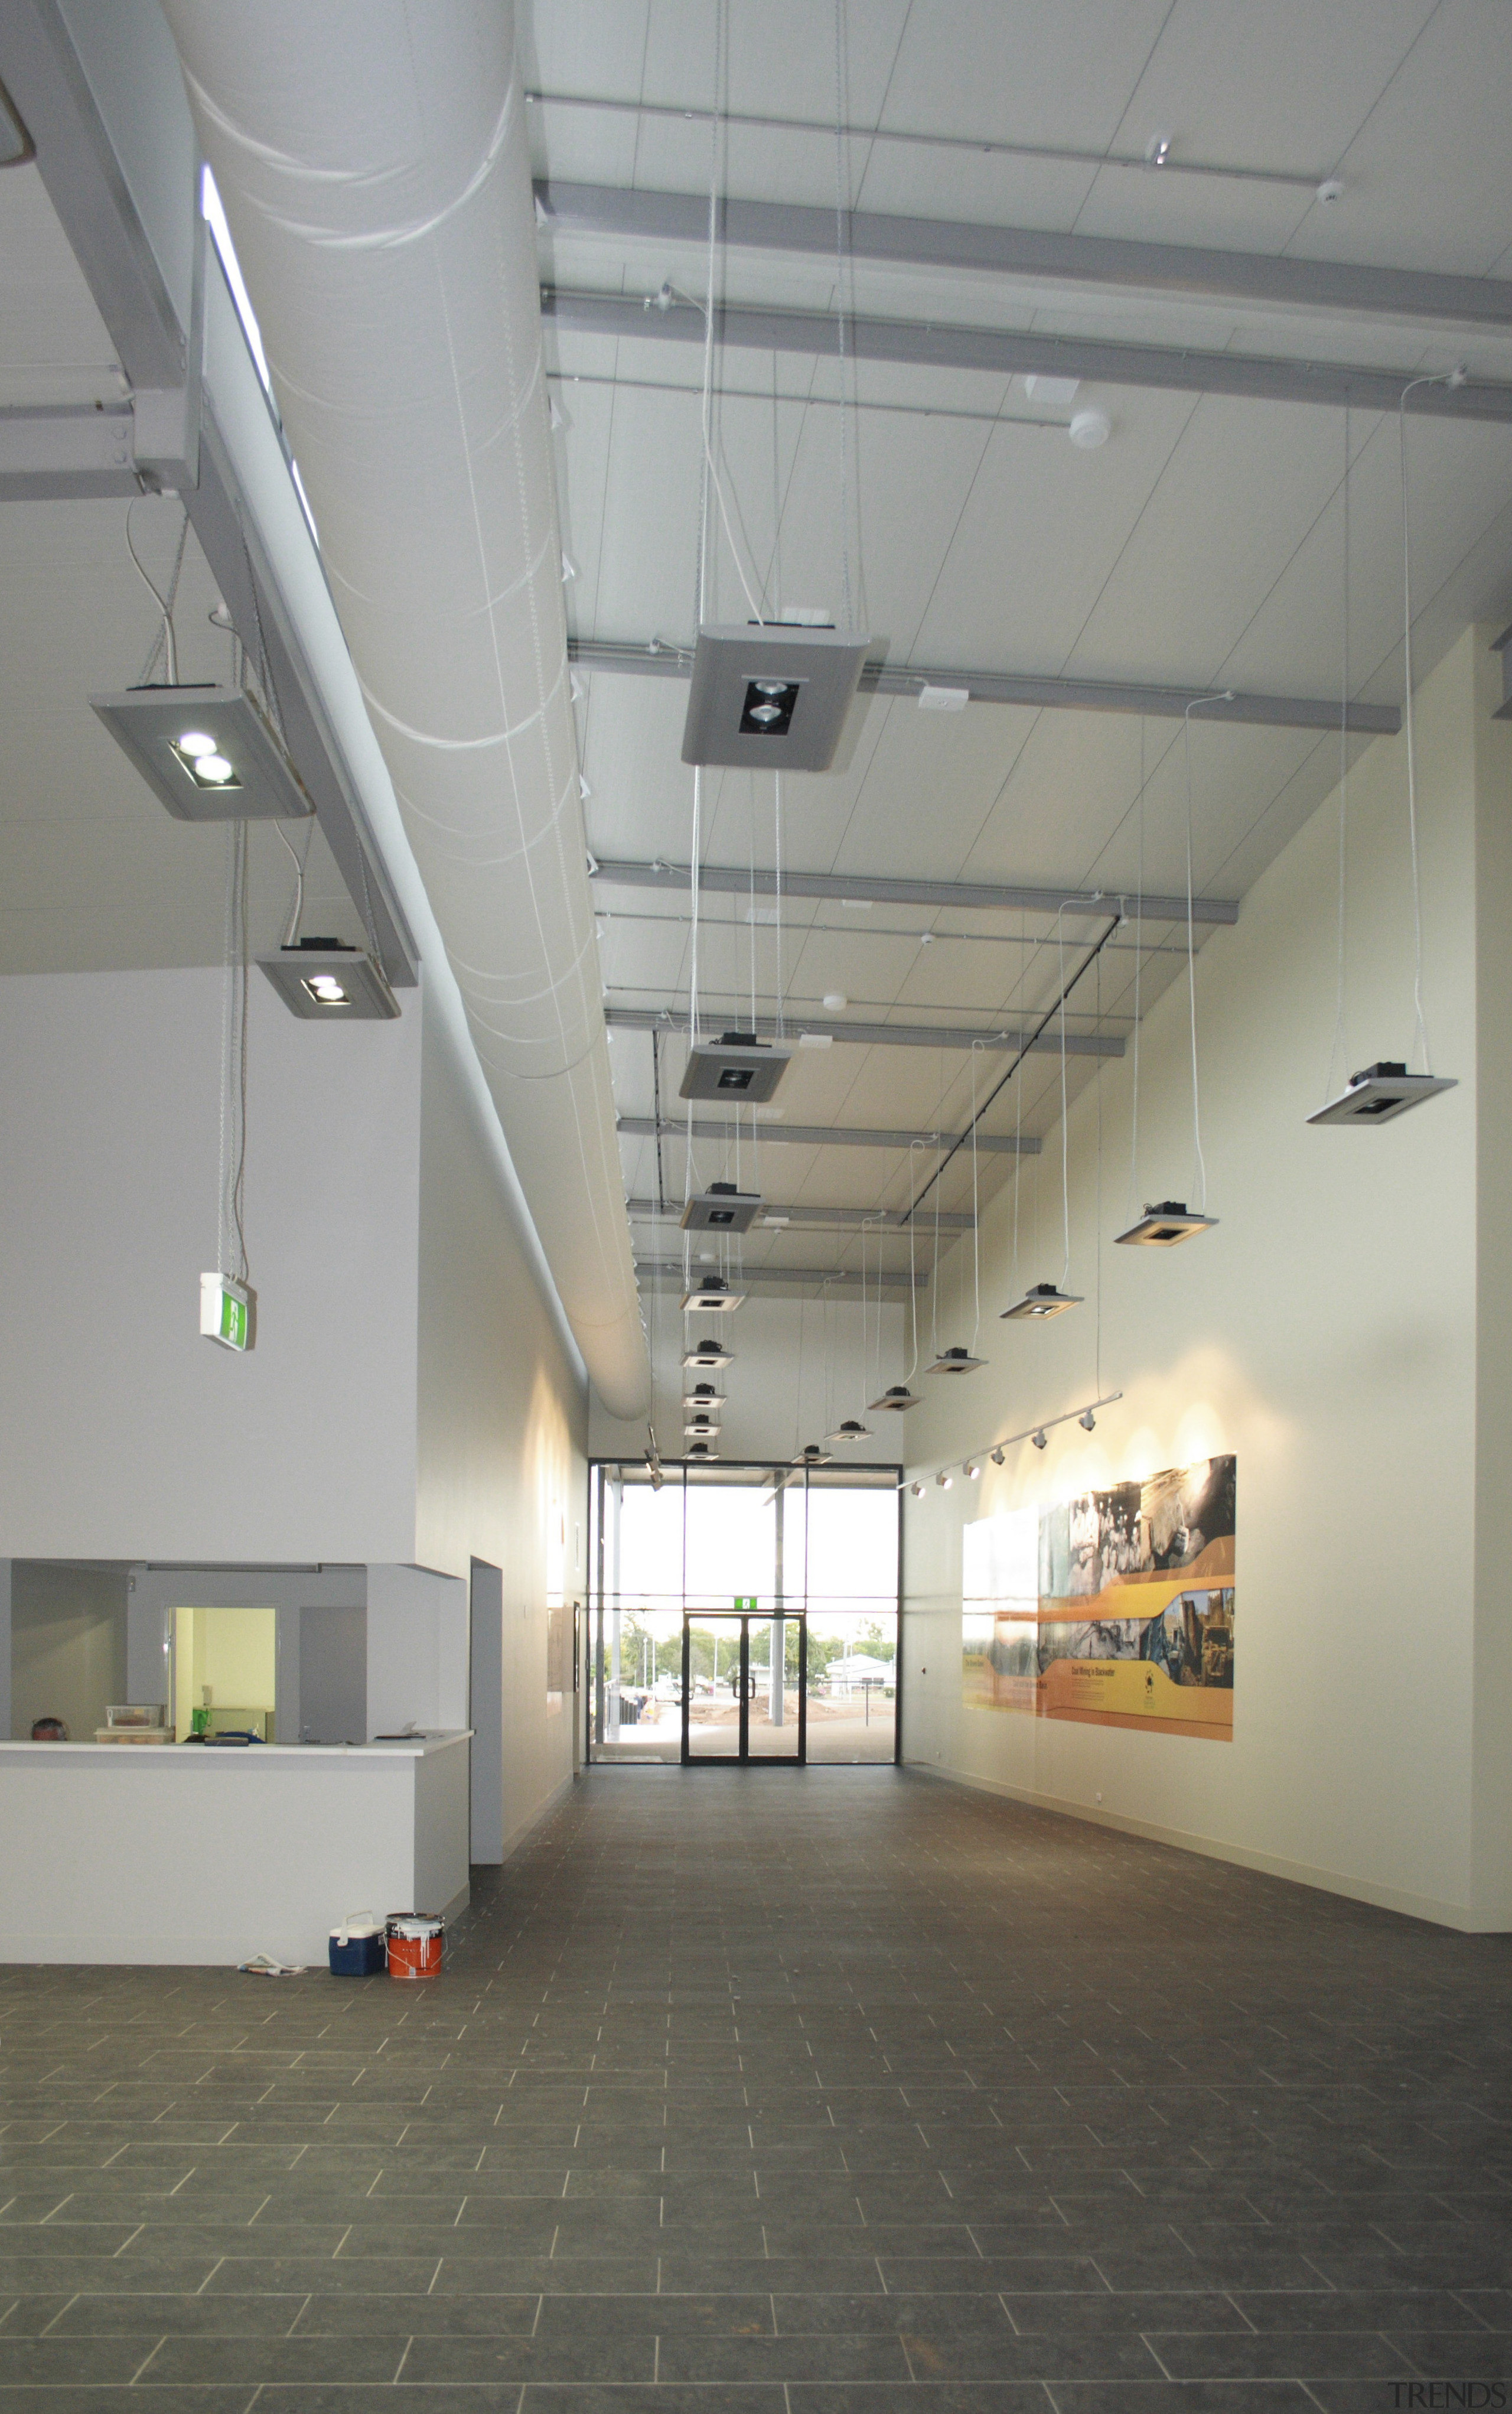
[[127, 499, 190, 685], [904, 1138, 924, 1382], [832, 0, 854, 629], [217, 818, 251, 1287], [1094, 946, 1104, 1400], [1181, 694, 1232, 1212], [773, 771, 786, 1039], [1128, 720, 1146, 1225], [1057, 908, 1071, 1287], [1012, 910, 1025, 1295], [1325, 401, 1353, 1104], [969, 1040, 983, 1355], [930, 1055, 944, 1355], [1399, 378, 1441, 1075]]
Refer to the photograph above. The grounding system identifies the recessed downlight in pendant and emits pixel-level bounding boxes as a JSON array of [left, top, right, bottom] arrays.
[[869, 1383, 920, 1411], [1115, 1200, 1216, 1247], [1002, 1281, 1081, 1320], [1308, 1061, 1457, 1127]]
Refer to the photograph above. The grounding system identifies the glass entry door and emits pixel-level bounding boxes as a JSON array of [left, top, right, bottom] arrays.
[[682, 1612, 806, 1764]]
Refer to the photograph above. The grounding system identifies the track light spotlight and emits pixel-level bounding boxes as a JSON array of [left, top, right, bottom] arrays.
[[910, 1481, 924, 1498], [1031, 1430, 1048, 1451], [936, 1471, 953, 1489], [1079, 1409, 1097, 1432], [964, 1460, 981, 1479], [990, 1447, 1005, 1467]]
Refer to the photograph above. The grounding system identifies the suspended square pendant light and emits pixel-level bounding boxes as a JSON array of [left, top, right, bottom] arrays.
[[90, 685, 315, 823], [926, 1346, 986, 1375], [681, 1182, 761, 1232], [680, 1274, 744, 1312], [682, 623, 872, 770], [685, 1410, 721, 1436], [679, 1032, 791, 1102], [1115, 1199, 1217, 1246], [1307, 1060, 1458, 1127], [683, 1340, 734, 1370], [794, 1442, 833, 1466], [824, 1419, 872, 1446], [258, 941, 400, 1021], [869, 1384, 920, 1411], [1002, 1281, 1082, 1321], [683, 1381, 725, 1410], [686, 1440, 719, 1463]]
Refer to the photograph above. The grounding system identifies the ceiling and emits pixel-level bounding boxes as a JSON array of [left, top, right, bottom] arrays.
[[523, 0, 1512, 1320], [2, 0, 1511, 1395]]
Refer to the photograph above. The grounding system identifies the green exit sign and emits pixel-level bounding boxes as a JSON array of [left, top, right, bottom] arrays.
[[732, 1595, 757, 1612], [200, 1271, 256, 1353]]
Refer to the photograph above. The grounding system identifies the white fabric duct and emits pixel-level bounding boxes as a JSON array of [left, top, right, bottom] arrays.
[[161, 0, 648, 1420]]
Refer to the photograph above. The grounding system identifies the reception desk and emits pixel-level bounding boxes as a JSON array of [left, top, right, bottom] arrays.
[[0, 1732, 470, 1966]]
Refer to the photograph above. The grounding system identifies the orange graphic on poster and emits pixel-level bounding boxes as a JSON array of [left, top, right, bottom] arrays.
[[962, 1457, 1235, 1742]]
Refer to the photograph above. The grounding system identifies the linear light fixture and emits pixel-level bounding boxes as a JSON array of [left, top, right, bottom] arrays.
[[257, 941, 400, 1021], [1307, 1060, 1458, 1127], [682, 623, 872, 770], [91, 685, 315, 823], [682, 1341, 734, 1369], [1002, 1281, 1083, 1320], [1115, 1199, 1217, 1246], [681, 1182, 761, 1231]]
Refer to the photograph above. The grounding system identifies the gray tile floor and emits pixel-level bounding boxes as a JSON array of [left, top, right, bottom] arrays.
[[2, 1766, 1511, 2411]]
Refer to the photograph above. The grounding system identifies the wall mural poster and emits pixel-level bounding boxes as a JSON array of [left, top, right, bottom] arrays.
[[962, 1456, 1236, 1742]]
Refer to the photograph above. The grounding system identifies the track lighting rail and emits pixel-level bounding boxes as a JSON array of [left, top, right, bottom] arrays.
[[903, 1391, 1125, 1491]]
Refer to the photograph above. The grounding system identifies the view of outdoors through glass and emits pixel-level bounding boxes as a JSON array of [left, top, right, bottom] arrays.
[[586, 1469, 900, 1766]]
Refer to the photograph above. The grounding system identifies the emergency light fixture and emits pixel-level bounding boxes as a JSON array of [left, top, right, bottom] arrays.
[[200, 1271, 255, 1352]]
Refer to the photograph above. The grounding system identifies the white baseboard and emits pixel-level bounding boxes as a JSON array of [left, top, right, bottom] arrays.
[[908, 1759, 1508, 1934]]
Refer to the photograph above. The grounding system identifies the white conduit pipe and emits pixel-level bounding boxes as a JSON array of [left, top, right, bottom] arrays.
[[162, 0, 649, 1419]]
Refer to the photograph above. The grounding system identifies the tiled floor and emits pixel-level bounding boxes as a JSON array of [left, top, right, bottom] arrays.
[[2, 1766, 1511, 2411]]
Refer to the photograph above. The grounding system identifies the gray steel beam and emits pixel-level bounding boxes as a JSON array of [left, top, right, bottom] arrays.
[[543, 288, 1512, 424], [618, 1115, 1040, 1156], [592, 854, 1238, 929], [626, 1197, 975, 1231], [607, 1004, 1122, 1060], [636, 1257, 924, 1290], [0, 403, 139, 499], [570, 636, 1398, 738], [539, 181, 1512, 335]]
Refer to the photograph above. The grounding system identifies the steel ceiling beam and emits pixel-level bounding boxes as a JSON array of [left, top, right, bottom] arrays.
[[537, 181, 1512, 336], [591, 855, 1239, 928], [625, 1198, 975, 1231], [617, 1115, 1040, 1156], [636, 1257, 925, 1290], [607, 1004, 1122, 1059], [569, 639, 1397, 739], [542, 288, 1512, 424]]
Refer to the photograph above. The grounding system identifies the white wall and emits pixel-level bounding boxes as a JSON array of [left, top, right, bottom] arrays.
[[365, 1561, 467, 1740], [415, 1004, 586, 1853], [0, 967, 421, 1561], [901, 627, 1510, 1932]]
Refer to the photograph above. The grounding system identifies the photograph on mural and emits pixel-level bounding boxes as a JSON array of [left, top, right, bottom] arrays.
[[963, 1457, 1235, 1742]]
